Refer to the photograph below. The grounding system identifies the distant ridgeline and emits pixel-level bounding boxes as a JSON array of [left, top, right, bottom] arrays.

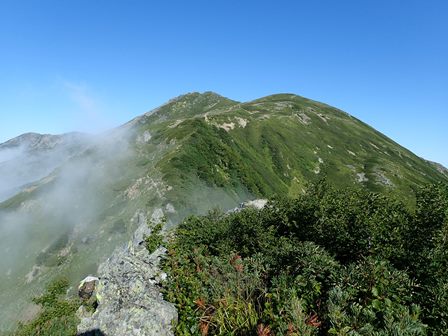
[[1, 92, 447, 333]]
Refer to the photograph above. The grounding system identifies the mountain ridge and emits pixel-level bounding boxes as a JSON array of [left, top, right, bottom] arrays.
[[1, 91, 447, 332], [0, 132, 89, 151], [142, 92, 447, 205]]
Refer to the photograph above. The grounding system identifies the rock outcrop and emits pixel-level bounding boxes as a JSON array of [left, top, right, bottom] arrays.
[[78, 276, 99, 301], [228, 199, 268, 213], [77, 210, 177, 336]]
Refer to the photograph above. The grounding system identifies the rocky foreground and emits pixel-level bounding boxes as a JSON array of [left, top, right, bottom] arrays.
[[76, 209, 177, 336]]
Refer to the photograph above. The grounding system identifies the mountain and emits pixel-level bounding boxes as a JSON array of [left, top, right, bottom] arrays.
[[140, 92, 447, 206], [0, 92, 447, 332], [427, 160, 448, 177], [0, 132, 90, 202]]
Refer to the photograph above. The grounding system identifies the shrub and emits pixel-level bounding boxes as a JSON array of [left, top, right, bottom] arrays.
[[16, 278, 81, 336], [145, 218, 165, 253], [326, 257, 425, 335], [163, 183, 448, 335]]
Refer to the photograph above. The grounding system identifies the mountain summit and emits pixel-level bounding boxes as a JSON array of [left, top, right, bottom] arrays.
[[140, 91, 238, 121], [147, 92, 446, 203]]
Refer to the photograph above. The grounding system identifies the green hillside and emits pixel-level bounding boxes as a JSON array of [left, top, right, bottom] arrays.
[[1, 91, 447, 333], [139, 92, 447, 206]]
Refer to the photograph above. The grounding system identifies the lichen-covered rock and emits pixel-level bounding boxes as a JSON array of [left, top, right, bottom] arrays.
[[77, 210, 177, 336], [78, 276, 99, 300]]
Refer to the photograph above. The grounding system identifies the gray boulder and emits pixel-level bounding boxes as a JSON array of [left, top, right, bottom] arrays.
[[78, 276, 100, 301], [77, 210, 177, 336]]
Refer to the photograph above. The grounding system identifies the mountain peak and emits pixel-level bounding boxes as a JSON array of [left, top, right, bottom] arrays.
[[0, 132, 57, 150], [142, 91, 239, 122], [172, 91, 227, 100], [165, 91, 238, 107], [0, 132, 89, 151]]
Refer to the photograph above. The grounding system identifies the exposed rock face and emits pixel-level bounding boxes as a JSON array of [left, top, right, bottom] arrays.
[[427, 160, 448, 177], [245, 199, 268, 209], [228, 199, 268, 213], [77, 210, 177, 336]]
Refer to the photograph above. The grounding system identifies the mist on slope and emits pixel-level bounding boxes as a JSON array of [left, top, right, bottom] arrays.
[[0, 127, 139, 330], [0, 120, 252, 331], [0, 145, 27, 200], [0, 133, 90, 202], [0, 96, 265, 331]]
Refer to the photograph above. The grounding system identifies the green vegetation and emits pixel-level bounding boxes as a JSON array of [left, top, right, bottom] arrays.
[[36, 231, 71, 267], [15, 278, 81, 336], [155, 93, 447, 209], [145, 219, 165, 253], [159, 118, 280, 195], [163, 182, 448, 335]]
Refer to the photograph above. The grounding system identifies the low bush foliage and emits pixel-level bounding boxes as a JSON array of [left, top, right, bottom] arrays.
[[145, 219, 164, 254], [163, 182, 448, 335], [15, 278, 81, 336]]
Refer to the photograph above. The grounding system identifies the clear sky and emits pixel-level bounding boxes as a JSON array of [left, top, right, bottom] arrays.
[[0, 0, 447, 166]]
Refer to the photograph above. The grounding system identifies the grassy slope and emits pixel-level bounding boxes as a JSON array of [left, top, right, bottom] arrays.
[[154, 93, 447, 205]]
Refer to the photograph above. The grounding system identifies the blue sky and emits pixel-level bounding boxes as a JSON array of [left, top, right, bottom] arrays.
[[0, 0, 447, 166]]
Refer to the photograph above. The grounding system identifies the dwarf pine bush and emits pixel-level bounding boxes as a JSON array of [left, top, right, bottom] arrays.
[[163, 182, 448, 335]]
